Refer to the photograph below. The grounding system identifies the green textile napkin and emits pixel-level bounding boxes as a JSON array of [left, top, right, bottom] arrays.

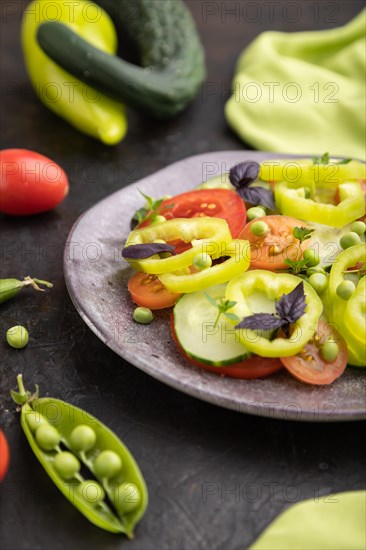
[[226, 10, 366, 159], [249, 490, 366, 550]]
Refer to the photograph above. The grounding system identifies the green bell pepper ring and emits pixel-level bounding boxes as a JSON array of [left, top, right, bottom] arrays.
[[159, 239, 250, 293], [226, 270, 323, 357], [260, 159, 366, 185], [324, 244, 366, 366], [274, 180, 365, 226], [344, 276, 366, 345], [124, 218, 233, 275], [22, 0, 127, 145]]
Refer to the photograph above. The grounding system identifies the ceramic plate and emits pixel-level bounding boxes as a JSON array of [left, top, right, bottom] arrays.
[[64, 151, 366, 422]]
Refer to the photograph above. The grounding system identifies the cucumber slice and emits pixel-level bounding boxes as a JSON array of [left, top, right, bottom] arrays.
[[173, 285, 251, 366]]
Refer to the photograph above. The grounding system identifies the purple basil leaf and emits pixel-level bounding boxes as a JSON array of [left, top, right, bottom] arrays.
[[235, 313, 285, 331], [229, 161, 260, 189], [122, 243, 176, 259], [275, 282, 306, 325], [240, 186, 275, 210]]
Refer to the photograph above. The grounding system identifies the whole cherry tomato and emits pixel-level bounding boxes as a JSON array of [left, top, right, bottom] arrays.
[[0, 149, 69, 215], [0, 429, 10, 482]]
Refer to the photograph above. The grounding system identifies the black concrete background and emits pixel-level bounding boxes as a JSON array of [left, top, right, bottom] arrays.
[[1, 2, 365, 549]]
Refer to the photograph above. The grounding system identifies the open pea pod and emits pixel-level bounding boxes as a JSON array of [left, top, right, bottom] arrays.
[[11, 375, 148, 537]]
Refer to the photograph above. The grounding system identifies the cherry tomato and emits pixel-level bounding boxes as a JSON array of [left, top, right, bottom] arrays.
[[0, 149, 69, 215], [0, 430, 10, 482], [280, 320, 348, 385], [170, 317, 283, 379], [141, 189, 246, 238], [239, 215, 311, 270], [128, 272, 181, 310]]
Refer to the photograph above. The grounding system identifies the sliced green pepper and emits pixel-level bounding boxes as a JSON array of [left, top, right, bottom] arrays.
[[260, 159, 366, 184], [274, 180, 365, 226], [226, 270, 323, 357], [124, 218, 233, 274], [22, 0, 127, 144], [324, 244, 366, 366], [159, 239, 250, 293]]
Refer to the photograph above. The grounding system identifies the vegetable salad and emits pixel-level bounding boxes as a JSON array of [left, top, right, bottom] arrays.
[[122, 157, 366, 385]]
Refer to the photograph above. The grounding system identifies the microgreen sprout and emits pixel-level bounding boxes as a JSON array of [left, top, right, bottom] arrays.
[[130, 191, 174, 229], [293, 226, 315, 243], [204, 293, 240, 328]]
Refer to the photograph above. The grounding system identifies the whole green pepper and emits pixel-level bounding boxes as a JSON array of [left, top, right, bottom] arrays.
[[11, 375, 148, 536], [22, 0, 127, 145]]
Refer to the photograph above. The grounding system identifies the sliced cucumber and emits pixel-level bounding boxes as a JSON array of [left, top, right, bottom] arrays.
[[173, 284, 251, 366], [308, 221, 366, 268]]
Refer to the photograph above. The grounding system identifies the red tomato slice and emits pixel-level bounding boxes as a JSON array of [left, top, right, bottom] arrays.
[[0, 149, 69, 215], [170, 316, 283, 379], [0, 430, 10, 482], [280, 320, 348, 385], [239, 215, 311, 270], [141, 189, 246, 238], [128, 272, 181, 310]]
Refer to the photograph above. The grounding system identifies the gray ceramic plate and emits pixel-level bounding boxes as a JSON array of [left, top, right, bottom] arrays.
[[64, 151, 366, 422]]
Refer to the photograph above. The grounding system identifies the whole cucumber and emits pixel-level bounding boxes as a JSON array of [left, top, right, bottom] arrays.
[[36, 0, 206, 117]]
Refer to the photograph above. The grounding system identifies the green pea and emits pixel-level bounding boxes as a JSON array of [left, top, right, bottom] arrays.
[[151, 215, 166, 225], [247, 206, 266, 221], [350, 221, 366, 236], [192, 253, 212, 270], [320, 341, 339, 363], [77, 480, 105, 504], [69, 425, 96, 453], [336, 280, 356, 300], [35, 424, 61, 451], [339, 232, 361, 249], [54, 452, 80, 480], [94, 450, 122, 479], [6, 325, 29, 349], [308, 273, 328, 294], [133, 307, 154, 324], [26, 411, 48, 432], [306, 266, 326, 277], [250, 221, 269, 237], [303, 249, 320, 267], [112, 482, 141, 513]]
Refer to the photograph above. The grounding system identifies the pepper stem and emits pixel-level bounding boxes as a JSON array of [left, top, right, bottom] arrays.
[[23, 276, 53, 291]]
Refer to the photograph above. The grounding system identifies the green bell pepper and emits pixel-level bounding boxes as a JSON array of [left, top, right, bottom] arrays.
[[22, 0, 127, 144], [124, 218, 233, 275], [159, 239, 250, 293], [226, 270, 323, 357], [325, 244, 366, 366], [260, 159, 366, 184], [274, 180, 365, 226]]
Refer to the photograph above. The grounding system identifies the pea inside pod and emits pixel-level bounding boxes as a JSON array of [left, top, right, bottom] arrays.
[[11, 375, 148, 537]]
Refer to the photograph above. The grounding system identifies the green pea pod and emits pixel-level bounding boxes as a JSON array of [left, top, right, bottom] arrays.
[[0, 277, 53, 304], [11, 375, 148, 537], [22, 0, 127, 145]]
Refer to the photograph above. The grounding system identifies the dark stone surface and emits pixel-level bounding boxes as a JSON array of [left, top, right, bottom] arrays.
[[1, 2, 365, 549]]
